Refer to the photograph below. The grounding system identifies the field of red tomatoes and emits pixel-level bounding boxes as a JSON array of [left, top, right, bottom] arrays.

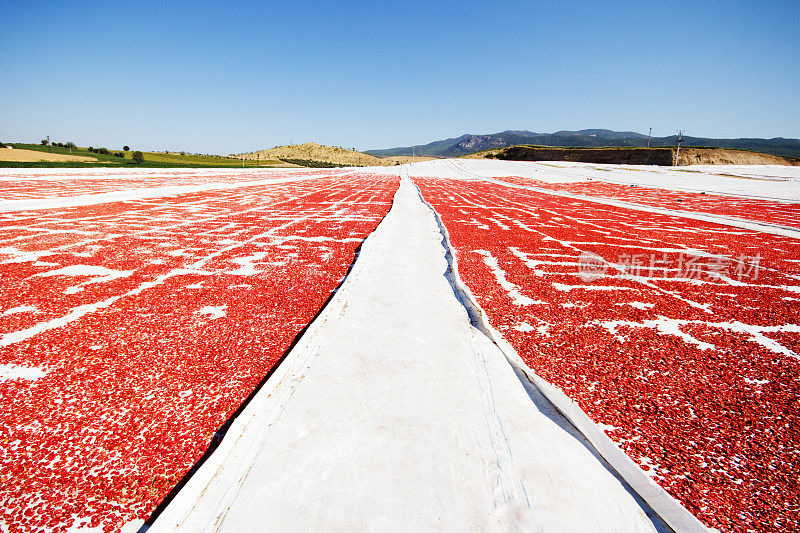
[[0, 167, 342, 200], [0, 172, 398, 532], [418, 178, 800, 532], [497, 174, 800, 228], [4, 166, 797, 532]]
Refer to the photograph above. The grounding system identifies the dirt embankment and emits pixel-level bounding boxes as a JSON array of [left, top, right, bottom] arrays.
[[383, 155, 438, 164], [473, 146, 799, 166], [676, 148, 796, 166], [0, 148, 97, 163]]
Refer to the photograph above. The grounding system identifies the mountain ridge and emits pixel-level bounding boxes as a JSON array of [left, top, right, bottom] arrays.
[[367, 129, 800, 159]]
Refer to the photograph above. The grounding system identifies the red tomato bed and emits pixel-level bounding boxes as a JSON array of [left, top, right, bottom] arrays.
[[496, 174, 800, 228], [0, 172, 398, 532], [418, 177, 800, 532]]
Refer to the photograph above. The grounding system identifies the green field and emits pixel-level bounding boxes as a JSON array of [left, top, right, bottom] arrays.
[[0, 143, 288, 168]]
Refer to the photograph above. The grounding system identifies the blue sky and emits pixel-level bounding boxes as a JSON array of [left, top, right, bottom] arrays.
[[1, 0, 798, 154]]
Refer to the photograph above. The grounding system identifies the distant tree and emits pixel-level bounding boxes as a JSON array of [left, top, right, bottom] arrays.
[[0, 142, 5, 148], [123, 145, 130, 151], [87, 146, 94, 152], [132, 150, 144, 163], [97, 147, 110, 155], [40, 139, 49, 145], [65, 142, 76, 149]]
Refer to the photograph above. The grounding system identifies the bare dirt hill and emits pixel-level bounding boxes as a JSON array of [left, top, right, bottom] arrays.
[[240, 143, 438, 167], [240, 143, 389, 167], [468, 146, 799, 166]]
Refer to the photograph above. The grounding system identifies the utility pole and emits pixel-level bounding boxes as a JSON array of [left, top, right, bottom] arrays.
[[647, 127, 652, 148], [674, 130, 683, 166]]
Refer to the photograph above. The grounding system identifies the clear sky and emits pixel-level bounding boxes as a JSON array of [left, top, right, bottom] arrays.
[[1, 0, 798, 154]]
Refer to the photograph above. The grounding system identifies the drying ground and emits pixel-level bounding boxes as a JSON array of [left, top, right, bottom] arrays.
[[1, 161, 798, 532]]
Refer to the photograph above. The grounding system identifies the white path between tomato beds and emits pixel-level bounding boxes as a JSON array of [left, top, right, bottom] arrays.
[[150, 176, 678, 532]]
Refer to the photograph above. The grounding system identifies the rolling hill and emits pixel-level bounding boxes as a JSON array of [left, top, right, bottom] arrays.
[[239, 143, 434, 167]]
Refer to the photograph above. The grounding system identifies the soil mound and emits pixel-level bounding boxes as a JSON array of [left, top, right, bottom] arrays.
[[472, 145, 798, 166]]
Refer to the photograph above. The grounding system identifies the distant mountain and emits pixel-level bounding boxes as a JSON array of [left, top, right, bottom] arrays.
[[367, 134, 473, 158], [443, 133, 535, 156], [366, 129, 800, 159], [548, 129, 647, 139]]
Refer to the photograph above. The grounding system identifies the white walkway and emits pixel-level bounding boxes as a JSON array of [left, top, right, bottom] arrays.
[[151, 177, 669, 532]]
